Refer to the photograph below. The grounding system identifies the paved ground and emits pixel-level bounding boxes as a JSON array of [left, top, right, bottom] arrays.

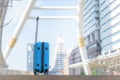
[[0, 75, 119, 80]]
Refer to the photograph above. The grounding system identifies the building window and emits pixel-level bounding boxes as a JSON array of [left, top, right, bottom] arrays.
[[88, 44, 97, 50]]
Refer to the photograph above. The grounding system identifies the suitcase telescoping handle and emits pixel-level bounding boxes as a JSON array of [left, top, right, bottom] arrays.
[[33, 17, 39, 75], [35, 17, 39, 44]]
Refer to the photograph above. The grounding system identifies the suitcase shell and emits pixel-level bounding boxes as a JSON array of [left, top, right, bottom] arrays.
[[34, 42, 42, 73], [33, 42, 49, 74], [43, 42, 49, 73]]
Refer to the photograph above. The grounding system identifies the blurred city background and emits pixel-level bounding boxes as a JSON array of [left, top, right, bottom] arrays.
[[0, 0, 120, 75]]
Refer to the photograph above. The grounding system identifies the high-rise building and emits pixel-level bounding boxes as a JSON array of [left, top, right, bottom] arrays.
[[51, 36, 66, 75], [100, 0, 120, 54], [49, 0, 120, 75], [83, 0, 101, 58], [99, 1, 120, 74], [67, 0, 120, 75], [26, 43, 34, 72]]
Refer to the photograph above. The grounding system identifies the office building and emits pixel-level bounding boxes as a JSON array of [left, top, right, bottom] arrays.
[[100, 0, 120, 54], [68, 46, 106, 75], [83, 0, 101, 58], [68, 0, 120, 75], [68, 47, 84, 75], [27, 43, 34, 72]]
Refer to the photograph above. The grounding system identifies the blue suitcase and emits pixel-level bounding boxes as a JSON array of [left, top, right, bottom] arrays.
[[42, 42, 49, 74], [34, 42, 42, 74], [33, 42, 49, 75]]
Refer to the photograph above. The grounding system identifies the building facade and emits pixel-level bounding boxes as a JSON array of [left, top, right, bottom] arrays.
[[27, 43, 34, 72], [100, 0, 120, 54], [68, 46, 107, 75], [69, 47, 81, 66], [51, 36, 66, 75], [83, 0, 101, 59], [68, 47, 84, 75], [67, 0, 120, 75]]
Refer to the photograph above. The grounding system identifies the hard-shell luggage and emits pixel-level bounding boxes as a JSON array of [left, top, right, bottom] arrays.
[[33, 42, 49, 75]]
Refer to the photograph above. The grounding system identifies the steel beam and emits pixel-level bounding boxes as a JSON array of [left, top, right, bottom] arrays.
[[29, 16, 77, 20], [33, 6, 78, 10], [77, 0, 92, 75], [4, 0, 35, 60]]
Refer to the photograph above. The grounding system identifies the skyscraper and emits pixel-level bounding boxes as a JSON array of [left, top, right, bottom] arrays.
[[83, 0, 101, 58], [100, 0, 120, 54], [51, 36, 66, 75], [62, 0, 120, 75], [27, 43, 34, 72]]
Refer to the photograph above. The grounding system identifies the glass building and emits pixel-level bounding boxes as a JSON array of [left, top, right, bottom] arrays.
[[51, 36, 66, 75], [83, 0, 101, 58], [69, 47, 83, 75], [26, 43, 34, 72], [68, 0, 120, 75], [100, 0, 120, 54]]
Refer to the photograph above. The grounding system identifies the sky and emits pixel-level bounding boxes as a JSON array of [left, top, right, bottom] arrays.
[[2, 0, 79, 71]]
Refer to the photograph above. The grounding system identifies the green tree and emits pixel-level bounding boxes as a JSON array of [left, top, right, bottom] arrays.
[[80, 72, 85, 75], [92, 69, 97, 75]]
